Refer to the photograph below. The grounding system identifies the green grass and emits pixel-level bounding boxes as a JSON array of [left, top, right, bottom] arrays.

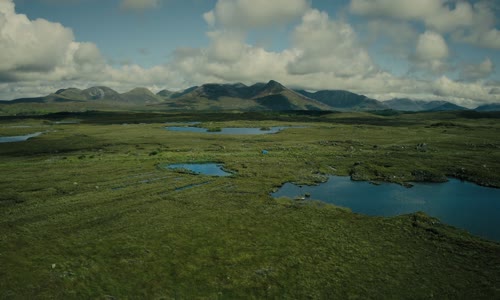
[[0, 111, 499, 298]]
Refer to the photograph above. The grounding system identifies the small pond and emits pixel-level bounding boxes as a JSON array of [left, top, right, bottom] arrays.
[[54, 120, 80, 124], [165, 163, 232, 176], [272, 176, 500, 241], [166, 126, 290, 135], [0, 132, 42, 143]]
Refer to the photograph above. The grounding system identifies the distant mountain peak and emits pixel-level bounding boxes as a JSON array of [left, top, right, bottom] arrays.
[[266, 79, 282, 86], [157, 89, 174, 97], [294, 89, 388, 111], [385, 98, 467, 111], [264, 80, 285, 89], [254, 80, 286, 97], [83, 86, 120, 100], [475, 103, 500, 111], [232, 82, 247, 88], [125, 87, 155, 95]]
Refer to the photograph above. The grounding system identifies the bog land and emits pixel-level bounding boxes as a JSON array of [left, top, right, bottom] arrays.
[[1, 110, 499, 298]]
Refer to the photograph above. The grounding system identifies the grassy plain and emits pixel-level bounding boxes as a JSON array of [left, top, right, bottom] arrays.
[[1, 110, 499, 298]]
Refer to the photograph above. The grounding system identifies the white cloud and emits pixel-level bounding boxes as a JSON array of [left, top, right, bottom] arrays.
[[0, 0, 499, 109], [412, 31, 449, 73], [287, 9, 376, 77], [0, 0, 15, 14], [173, 9, 377, 86], [425, 1, 475, 33], [0, 0, 179, 97], [454, 28, 500, 49], [166, 7, 499, 108], [205, 0, 310, 29], [350, 0, 500, 49], [120, 0, 160, 11], [172, 40, 295, 85], [206, 31, 247, 63], [459, 58, 494, 81], [415, 31, 449, 61], [364, 19, 418, 45], [0, 0, 109, 82], [0, 4, 73, 75], [350, 0, 442, 21], [432, 75, 497, 106], [203, 10, 215, 27]]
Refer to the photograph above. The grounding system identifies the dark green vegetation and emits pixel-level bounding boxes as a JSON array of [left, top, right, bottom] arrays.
[[1, 110, 499, 298]]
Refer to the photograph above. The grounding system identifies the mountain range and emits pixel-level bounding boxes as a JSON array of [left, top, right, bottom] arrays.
[[383, 98, 468, 112], [2, 80, 498, 112]]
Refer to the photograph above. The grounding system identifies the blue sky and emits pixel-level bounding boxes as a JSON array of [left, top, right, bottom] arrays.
[[1, 0, 500, 107]]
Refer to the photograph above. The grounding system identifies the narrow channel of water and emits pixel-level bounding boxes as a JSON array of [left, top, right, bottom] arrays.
[[272, 176, 500, 241], [164, 163, 232, 176], [165, 126, 290, 134], [0, 132, 42, 143]]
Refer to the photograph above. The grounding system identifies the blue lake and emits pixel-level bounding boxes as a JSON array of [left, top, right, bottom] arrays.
[[165, 163, 232, 176], [272, 176, 500, 241], [166, 126, 289, 135], [0, 132, 42, 143]]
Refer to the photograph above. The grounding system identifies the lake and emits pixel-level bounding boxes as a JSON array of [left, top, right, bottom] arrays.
[[0, 132, 42, 143], [272, 176, 500, 241], [166, 126, 290, 134], [165, 163, 232, 176]]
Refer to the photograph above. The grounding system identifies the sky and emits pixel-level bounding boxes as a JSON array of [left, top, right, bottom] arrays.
[[1, 0, 500, 107]]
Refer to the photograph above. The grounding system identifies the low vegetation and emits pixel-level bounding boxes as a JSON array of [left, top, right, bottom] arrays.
[[1, 110, 499, 298]]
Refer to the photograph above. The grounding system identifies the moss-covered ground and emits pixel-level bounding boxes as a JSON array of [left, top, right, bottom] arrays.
[[1, 111, 499, 298]]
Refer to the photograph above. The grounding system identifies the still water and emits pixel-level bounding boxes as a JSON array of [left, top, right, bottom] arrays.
[[166, 126, 289, 134], [0, 132, 42, 143], [272, 176, 500, 241], [165, 163, 232, 176]]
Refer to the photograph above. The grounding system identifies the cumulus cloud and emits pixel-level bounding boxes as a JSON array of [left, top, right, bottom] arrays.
[[0, 3, 74, 75], [459, 58, 494, 81], [411, 31, 450, 73], [173, 9, 377, 86], [172, 39, 295, 85], [364, 19, 418, 45], [454, 28, 500, 49], [432, 75, 497, 106], [350, 0, 500, 49], [120, 0, 160, 11], [206, 31, 247, 63], [349, 0, 478, 31], [204, 0, 310, 29], [0, 0, 499, 109], [350, 0, 441, 20], [424, 1, 475, 33], [0, 0, 109, 82], [287, 9, 376, 77], [0, 0, 179, 98], [350, 0, 476, 33], [168, 5, 499, 109], [415, 31, 449, 61]]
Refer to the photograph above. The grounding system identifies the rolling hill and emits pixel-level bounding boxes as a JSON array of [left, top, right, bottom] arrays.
[[384, 98, 468, 112], [295, 89, 389, 111], [475, 103, 500, 111]]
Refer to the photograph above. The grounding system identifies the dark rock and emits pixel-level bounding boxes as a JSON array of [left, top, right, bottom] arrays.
[[416, 143, 428, 152]]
